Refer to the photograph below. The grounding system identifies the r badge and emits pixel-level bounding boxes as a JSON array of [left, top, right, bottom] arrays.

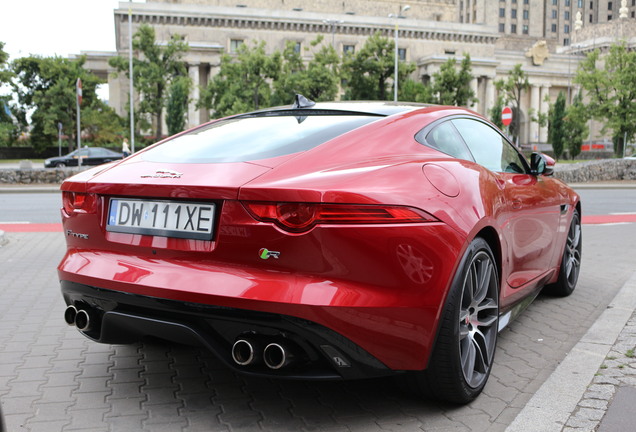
[[259, 248, 280, 260]]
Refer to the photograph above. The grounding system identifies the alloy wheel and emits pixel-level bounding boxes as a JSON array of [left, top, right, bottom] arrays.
[[458, 250, 499, 388]]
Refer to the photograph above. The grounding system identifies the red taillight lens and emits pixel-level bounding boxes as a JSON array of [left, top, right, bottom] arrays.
[[62, 192, 97, 215], [243, 202, 436, 233]]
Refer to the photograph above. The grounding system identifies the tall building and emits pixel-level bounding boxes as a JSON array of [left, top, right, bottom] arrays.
[[80, 0, 635, 149]]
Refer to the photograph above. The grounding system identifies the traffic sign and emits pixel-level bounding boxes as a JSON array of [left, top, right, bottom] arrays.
[[501, 106, 513, 126]]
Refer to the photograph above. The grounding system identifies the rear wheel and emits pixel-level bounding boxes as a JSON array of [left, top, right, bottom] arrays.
[[543, 208, 581, 297], [403, 237, 499, 404]]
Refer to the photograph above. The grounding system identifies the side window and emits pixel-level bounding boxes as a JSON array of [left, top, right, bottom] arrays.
[[451, 118, 526, 173], [422, 121, 474, 161]]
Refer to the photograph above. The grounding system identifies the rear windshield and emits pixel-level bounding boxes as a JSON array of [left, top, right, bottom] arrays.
[[141, 114, 381, 163]]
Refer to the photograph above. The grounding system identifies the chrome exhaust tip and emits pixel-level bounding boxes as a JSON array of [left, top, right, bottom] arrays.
[[64, 305, 78, 326], [263, 343, 292, 370], [74, 309, 92, 332], [232, 338, 259, 366]]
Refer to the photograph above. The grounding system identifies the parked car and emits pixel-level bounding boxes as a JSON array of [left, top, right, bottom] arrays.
[[45, 147, 123, 168], [58, 97, 581, 403]]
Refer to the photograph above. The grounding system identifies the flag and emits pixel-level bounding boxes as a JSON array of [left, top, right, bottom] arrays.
[[76, 78, 83, 105]]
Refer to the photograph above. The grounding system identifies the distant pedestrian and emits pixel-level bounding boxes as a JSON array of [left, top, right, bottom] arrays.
[[122, 138, 131, 157]]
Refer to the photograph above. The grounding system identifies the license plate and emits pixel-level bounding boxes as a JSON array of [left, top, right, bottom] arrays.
[[107, 198, 215, 240]]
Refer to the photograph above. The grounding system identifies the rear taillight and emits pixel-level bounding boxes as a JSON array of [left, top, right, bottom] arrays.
[[62, 192, 97, 215], [243, 202, 436, 233]]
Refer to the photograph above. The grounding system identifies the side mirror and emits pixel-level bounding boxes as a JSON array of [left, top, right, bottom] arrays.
[[530, 152, 555, 176]]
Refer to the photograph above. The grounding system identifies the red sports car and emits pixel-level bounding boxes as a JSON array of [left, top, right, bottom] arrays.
[[58, 97, 581, 403]]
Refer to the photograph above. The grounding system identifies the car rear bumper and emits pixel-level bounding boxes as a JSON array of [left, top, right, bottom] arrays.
[[61, 280, 394, 380]]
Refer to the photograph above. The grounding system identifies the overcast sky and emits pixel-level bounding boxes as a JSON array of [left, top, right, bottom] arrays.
[[1, 0, 143, 60]]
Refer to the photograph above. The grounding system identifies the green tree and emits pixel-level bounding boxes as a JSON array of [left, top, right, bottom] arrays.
[[548, 92, 567, 159], [0, 41, 17, 146], [574, 43, 636, 157], [11, 55, 121, 152], [494, 64, 530, 145], [199, 41, 281, 118], [431, 54, 476, 107], [343, 32, 415, 100], [109, 24, 189, 139], [398, 78, 432, 103], [272, 36, 340, 106], [166, 76, 191, 135], [488, 95, 506, 130], [563, 91, 589, 159]]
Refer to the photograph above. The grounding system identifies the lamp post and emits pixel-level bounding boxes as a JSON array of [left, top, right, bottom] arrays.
[[128, 0, 135, 154], [322, 19, 343, 49], [389, 5, 410, 102]]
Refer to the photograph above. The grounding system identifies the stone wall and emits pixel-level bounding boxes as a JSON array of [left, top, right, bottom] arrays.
[[0, 168, 84, 184], [2, 159, 635, 185], [553, 159, 636, 183]]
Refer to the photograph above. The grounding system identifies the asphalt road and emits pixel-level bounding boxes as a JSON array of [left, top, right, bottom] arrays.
[[1, 188, 634, 224]]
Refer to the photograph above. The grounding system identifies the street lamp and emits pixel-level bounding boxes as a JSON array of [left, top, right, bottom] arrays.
[[389, 5, 410, 102], [322, 19, 343, 49]]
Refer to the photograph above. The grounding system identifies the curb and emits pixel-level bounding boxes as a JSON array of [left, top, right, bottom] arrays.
[[505, 270, 636, 432], [0, 186, 60, 193]]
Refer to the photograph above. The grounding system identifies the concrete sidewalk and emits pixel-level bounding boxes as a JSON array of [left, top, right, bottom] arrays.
[[507, 271, 636, 432]]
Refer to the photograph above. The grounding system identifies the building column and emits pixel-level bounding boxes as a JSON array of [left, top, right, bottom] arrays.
[[539, 85, 551, 143], [469, 78, 479, 112], [484, 77, 495, 117], [529, 85, 540, 145], [188, 63, 200, 129]]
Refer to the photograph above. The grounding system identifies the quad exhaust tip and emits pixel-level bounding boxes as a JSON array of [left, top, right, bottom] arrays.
[[64, 305, 94, 332], [231, 338, 260, 366], [232, 337, 295, 369], [263, 342, 292, 370], [64, 305, 78, 326]]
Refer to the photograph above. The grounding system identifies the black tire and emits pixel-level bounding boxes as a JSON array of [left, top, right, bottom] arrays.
[[55, 162, 66, 168], [543, 208, 582, 297], [402, 237, 499, 404]]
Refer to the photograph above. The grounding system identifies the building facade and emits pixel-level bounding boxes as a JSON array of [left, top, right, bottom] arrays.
[[80, 0, 636, 149]]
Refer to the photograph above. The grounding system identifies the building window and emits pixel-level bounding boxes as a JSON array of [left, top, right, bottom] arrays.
[[511, 9, 517, 18], [499, 23, 505, 32], [565, 0, 570, 6], [565, 11, 570, 19], [590, 1, 593, 7], [578, 0, 583, 6], [230, 39, 244, 53], [564, 24, 570, 33], [293, 42, 301, 53], [552, 0, 557, 4], [564, 38, 570, 46], [511, 23, 517, 33], [608, 14, 613, 20], [523, 24, 529, 34], [523, 9, 529, 19], [551, 23, 558, 32], [552, 9, 557, 18], [524, 0, 529, 3], [590, 14, 593, 22], [343, 45, 355, 55], [499, 7, 505, 17], [398, 48, 407, 61], [608, 1, 613, 9]]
